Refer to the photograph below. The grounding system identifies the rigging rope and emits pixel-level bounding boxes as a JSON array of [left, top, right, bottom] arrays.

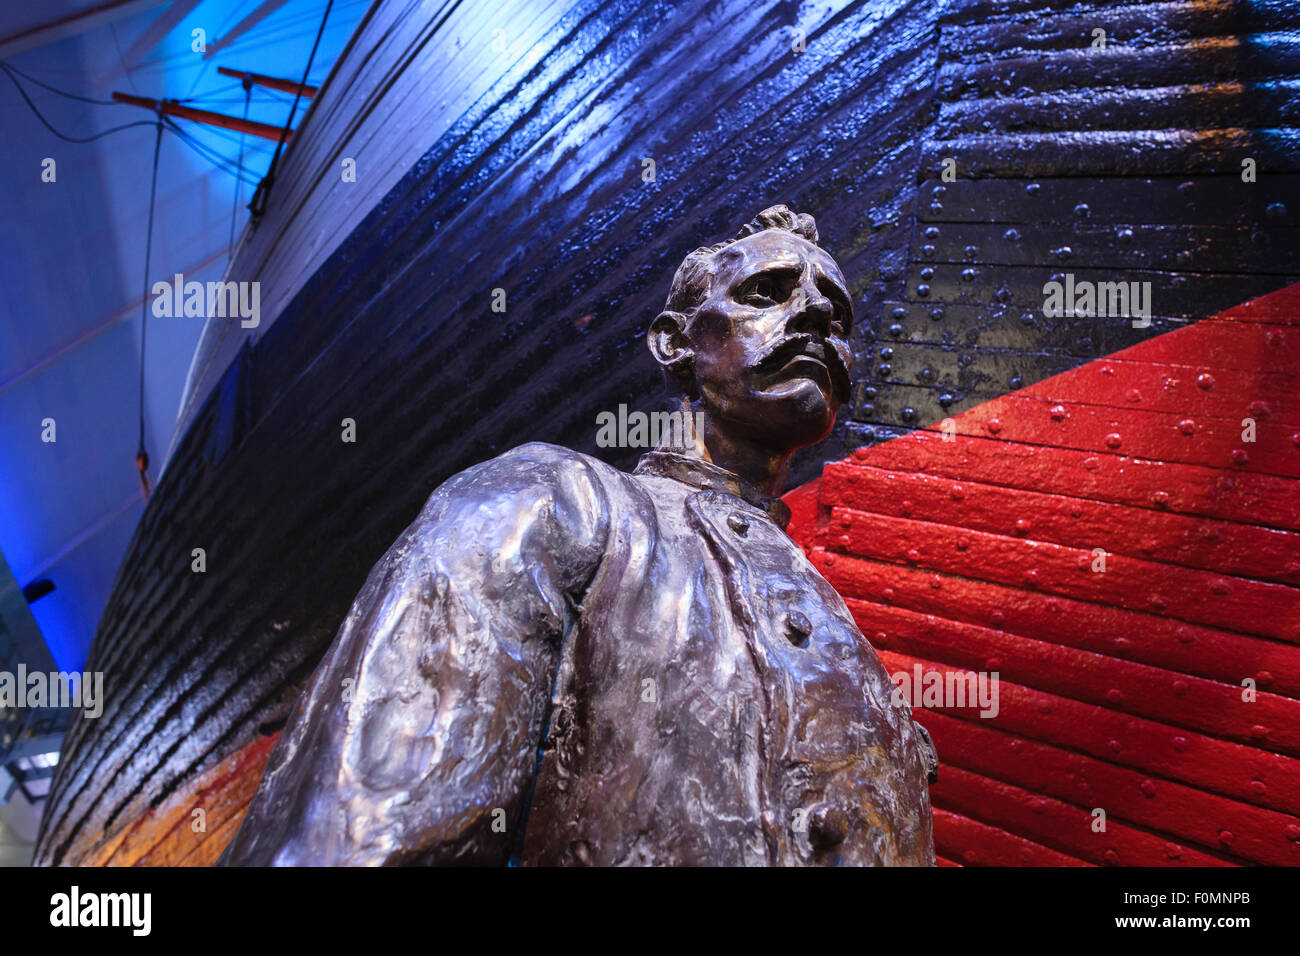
[[136, 120, 164, 500], [0, 61, 118, 104], [248, 0, 332, 219], [1, 63, 261, 182], [162, 118, 261, 185], [229, 78, 252, 256], [0, 64, 156, 142]]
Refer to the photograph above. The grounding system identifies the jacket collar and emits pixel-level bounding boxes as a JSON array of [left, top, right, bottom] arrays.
[[633, 450, 792, 531]]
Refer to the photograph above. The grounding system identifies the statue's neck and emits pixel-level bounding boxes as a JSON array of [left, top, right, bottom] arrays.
[[661, 396, 793, 498]]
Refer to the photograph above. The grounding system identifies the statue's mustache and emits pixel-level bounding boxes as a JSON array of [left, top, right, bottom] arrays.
[[755, 333, 851, 403]]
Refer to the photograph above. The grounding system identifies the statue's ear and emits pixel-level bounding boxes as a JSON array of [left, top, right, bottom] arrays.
[[647, 311, 695, 390]]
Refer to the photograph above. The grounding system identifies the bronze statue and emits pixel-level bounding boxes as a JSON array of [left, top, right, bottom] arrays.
[[219, 205, 937, 866]]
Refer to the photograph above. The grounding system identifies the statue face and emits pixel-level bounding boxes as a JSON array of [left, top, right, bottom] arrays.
[[683, 229, 854, 452]]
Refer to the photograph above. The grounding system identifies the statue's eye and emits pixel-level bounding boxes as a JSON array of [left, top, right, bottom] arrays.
[[744, 276, 779, 305]]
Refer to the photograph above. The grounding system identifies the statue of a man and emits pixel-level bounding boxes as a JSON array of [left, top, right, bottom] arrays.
[[220, 205, 937, 866]]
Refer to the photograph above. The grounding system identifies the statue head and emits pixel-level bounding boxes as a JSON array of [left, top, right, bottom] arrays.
[[647, 204, 853, 459]]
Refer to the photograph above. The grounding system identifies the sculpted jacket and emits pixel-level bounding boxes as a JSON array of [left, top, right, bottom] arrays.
[[220, 442, 937, 866]]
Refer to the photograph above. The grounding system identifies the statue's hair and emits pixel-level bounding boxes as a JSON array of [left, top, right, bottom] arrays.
[[663, 204, 820, 317]]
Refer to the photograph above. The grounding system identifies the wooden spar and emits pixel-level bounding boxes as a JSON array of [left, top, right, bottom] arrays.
[[216, 66, 318, 98], [110, 91, 292, 142]]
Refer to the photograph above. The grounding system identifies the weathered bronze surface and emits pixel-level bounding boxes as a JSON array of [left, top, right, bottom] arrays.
[[219, 206, 937, 866]]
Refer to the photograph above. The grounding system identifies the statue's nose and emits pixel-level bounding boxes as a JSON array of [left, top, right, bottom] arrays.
[[789, 284, 834, 338]]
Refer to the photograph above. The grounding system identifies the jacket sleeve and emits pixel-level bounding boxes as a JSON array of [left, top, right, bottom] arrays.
[[219, 443, 610, 866]]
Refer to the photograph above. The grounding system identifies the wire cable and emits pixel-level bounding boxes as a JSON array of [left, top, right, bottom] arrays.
[[0, 61, 118, 104], [249, 0, 333, 219], [229, 80, 251, 256], [136, 121, 164, 500], [0, 62, 269, 169], [0, 64, 156, 142], [164, 118, 255, 178], [169, 127, 261, 185], [109, 21, 141, 97], [162, 117, 261, 186], [176, 88, 290, 105]]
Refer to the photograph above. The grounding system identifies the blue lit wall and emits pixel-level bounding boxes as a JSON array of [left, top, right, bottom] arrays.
[[0, 1, 366, 672]]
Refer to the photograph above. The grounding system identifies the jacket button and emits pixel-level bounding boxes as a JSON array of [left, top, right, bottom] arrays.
[[785, 610, 812, 646], [809, 805, 849, 848], [727, 514, 750, 536]]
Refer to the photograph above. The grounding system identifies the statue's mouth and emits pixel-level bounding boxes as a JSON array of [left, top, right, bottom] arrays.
[[757, 335, 850, 403], [781, 351, 826, 372]]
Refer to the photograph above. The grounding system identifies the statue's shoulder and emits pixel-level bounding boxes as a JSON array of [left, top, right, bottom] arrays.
[[421, 442, 630, 513], [410, 442, 628, 549], [495, 440, 611, 471], [487, 441, 627, 485]]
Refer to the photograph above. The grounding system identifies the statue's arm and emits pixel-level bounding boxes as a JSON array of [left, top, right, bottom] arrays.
[[219, 443, 610, 866]]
